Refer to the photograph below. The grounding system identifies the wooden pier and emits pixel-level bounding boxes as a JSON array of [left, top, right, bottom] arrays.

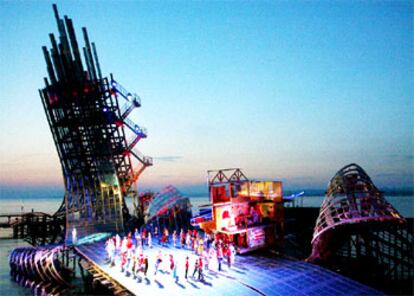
[[0, 212, 65, 245]]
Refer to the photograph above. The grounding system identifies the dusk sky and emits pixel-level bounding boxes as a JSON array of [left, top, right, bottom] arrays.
[[0, 1, 413, 195]]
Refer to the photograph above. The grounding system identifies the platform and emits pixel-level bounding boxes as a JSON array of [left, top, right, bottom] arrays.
[[75, 238, 382, 296]]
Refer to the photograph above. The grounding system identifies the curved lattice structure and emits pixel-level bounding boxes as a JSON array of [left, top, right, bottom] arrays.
[[312, 163, 404, 244], [9, 246, 72, 295], [308, 163, 413, 294]]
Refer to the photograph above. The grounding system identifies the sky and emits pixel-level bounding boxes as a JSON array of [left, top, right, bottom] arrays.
[[0, 0, 413, 196]]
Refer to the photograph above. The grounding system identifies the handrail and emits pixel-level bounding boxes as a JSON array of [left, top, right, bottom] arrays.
[[130, 147, 153, 166], [110, 79, 141, 105], [0, 212, 53, 218], [124, 117, 147, 137]]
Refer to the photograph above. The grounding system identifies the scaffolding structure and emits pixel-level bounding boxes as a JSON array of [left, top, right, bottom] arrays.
[[198, 169, 284, 253], [39, 5, 152, 243], [308, 163, 413, 293]]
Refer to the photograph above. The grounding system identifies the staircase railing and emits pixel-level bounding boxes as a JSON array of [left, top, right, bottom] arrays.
[[124, 117, 147, 137], [130, 147, 153, 166], [111, 79, 141, 104]]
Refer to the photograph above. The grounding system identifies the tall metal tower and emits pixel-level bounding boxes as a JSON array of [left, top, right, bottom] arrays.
[[39, 5, 152, 243]]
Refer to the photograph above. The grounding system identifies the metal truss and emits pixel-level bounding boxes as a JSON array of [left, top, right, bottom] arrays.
[[207, 168, 249, 184], [39, 5, 152, 243]]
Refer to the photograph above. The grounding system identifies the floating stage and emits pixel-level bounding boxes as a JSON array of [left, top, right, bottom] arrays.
[[8, 4, 411, 295], [74, 239, 381, 296]]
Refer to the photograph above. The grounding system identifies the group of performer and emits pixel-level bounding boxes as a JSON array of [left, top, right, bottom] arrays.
[[104, 227, 237, 282]]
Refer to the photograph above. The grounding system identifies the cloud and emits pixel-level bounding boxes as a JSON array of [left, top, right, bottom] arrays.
[[152, 156, 183, 162], [374, 172, 414, 178], [385, 154, 414, 162]]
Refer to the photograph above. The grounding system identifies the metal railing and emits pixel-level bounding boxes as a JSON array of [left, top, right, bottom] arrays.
[[110, 79, 141, 105], [130, 147, 153, 166], [124, 117, 147, 137]]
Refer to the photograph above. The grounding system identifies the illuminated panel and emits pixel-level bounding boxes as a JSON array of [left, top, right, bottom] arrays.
[[247, 227, 266, 248], [239, 181, 283, 202]]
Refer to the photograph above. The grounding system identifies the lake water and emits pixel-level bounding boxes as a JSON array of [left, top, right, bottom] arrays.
[[0, 194, 412, 219], [0, 193, 412, 295]]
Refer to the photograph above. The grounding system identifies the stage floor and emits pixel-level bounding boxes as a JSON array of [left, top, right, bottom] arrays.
[[76, 239, 381, 296]]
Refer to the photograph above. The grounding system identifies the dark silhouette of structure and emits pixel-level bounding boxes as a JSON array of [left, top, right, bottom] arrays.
[[0, 212, 65, 246], [307, 163, 413, 294], [39, 4, 152, 243]]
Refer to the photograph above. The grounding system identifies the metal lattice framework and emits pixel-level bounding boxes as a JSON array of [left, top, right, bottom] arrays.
[[312, 163, 404, 243], [39, 5, 152, 243], [308, 163, 413, 292], [9, 246, 72, 295]]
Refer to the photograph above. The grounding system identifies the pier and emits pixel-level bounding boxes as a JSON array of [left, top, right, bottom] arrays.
[[0, 212, 64, 245]]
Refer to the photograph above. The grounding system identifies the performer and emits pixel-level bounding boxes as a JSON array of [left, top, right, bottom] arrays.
[[105, 238, 112, 262], [186, 232, 191, 250], [131, 253, 137, 279], [198, 257, 204, 281], [192, 258, 199, 279], [229, 243, 236, 267], [217, 244, 223, 271], [116, 234, 121, 253], [173, 260, 178, 281], [139, 253, 144, 274], [203, 250, 209, 271], [110, 237, 116, 266], [164, 228, 169, 244], [161, 229, 166, 246], [136, 231, 142, 248], [144, 255, 149, 277], [136, 244, 143, 257], [172, 230, 177, 247], [154, 251, 162, 275], [169, 254, 175, 273], [71, 227, 77, 245], [120, 252, 127, 273], [148, 232, 152, 248], [154, 226, 158, 243], [134, 228, 140, 245], [105, 237, 115, 266], [121, 237, 128, 255], [169, 254, 176, 280], [194, 236, 199, 254], [125, 249, 133, 276], [127, 235, 133, 257], [185, 256, 189, 279], [198, 238, 204, 255], [180, 229, 185, 247], [226, 246, 232, 269], [142, 228, 147, 247]]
